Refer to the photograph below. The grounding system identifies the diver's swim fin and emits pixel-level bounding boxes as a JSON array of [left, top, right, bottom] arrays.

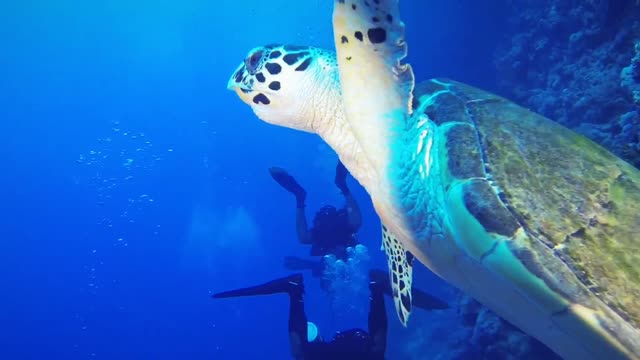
[[284, 256, 319, 271], [411, 286, 449, 310], [334, 160, 349, 194], [284, 256, 323, 277], [369, 268, 448, 311], [411, 287, 449, 310], [212, 273, 304, 299], [269, 167, 307, 198]]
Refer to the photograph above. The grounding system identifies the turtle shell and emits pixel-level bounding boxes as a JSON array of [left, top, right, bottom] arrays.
[[413, 79, 640, 355]]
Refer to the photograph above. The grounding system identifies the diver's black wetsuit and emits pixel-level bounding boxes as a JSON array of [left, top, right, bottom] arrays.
[[269, 161, 362, 274], [308, 205, 358, 259], [212, 271, 449, 360], [213, 272, 387, 360]]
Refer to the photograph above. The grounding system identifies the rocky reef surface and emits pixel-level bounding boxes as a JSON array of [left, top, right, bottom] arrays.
[[397, 291, 561, 360], [495, 0, 640, 166], [438, 294, 560, 360]]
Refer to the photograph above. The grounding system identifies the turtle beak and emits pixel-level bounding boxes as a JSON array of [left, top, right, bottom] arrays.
[[227, 62, 251, 91], [227, 63, 256, 105]]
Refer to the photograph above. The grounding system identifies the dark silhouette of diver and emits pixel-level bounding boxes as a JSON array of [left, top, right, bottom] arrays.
[[269, 161, 362, 274], [213, 269, 448, 360]]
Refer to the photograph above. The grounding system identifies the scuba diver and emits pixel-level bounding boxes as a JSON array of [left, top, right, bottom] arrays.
[[269, 161, 361, 275], [213, 269, 448, 360]]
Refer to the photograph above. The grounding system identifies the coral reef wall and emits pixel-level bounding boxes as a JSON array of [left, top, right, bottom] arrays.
[[495, 0, 640, 166], [441, 294, 560, 360], [397, 291, 561, 360]]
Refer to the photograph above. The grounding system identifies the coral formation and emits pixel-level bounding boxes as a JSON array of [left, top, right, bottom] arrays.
[[400, 292, 560, 360], [446, 295, 561, 360], [495, 0, 640, 166]]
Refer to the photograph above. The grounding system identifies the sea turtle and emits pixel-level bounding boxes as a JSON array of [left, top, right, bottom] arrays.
[[225, 1, 640, 359]]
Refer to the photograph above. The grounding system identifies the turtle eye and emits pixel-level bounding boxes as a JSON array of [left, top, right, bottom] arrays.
[[246, 50, 263, 74]]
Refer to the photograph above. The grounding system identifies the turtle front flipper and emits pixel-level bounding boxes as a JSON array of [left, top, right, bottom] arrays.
[[332, 0, 414, 176], [381, 224, 414, 326]]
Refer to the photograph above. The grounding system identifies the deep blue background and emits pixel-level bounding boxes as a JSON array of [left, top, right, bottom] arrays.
[[0, 1, 508, 359]]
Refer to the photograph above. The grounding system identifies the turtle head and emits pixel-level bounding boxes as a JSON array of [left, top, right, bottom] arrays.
[[227, 44, 342, 133]]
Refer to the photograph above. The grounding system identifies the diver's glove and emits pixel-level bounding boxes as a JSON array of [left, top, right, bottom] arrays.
[[334, 160, 350, 195]]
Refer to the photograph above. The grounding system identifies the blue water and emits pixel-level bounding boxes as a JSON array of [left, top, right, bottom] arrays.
[[1, 1, 511, 359]]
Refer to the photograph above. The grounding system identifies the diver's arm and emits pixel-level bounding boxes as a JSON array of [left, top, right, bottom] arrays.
[[335, 159, 361, 231], [296, 208, 313, 244], [344, 192, 362, 231]]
